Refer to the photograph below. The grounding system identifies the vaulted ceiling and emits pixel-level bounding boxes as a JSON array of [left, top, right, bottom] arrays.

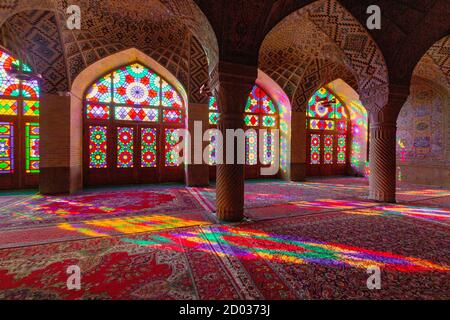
[[0, 0, 448, 103]]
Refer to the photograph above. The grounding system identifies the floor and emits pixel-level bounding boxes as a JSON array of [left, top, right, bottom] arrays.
[[0, 177, 449, 299]]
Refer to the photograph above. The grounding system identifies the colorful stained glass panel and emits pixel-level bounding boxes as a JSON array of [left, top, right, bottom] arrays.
[[89, 126, 107, 169], [324, 134, 333, 164], [86, 74, 112, 103], [141, 128, 157, 168], [209, 112, 219, 125], [244, 114, 259, 127], [337, 135, 347, 164], [262, 116, 276, 127], [310, 134, 320, 165], [0, 122, 13, 173], [117, 127, 134, 168], [263, 131, 275, 165], [0, 99, 18, 115], [22, 79, 40, 98], [115, 106, 158, 122], [113, 64, 160, 106], [25, 122, 39, 173], [163, 109, 182, 123], [87, 104, 110, 120], [23, 100, 40, 116], [209, 96, 218, 111], [165, 129, 180, 167], [161, 80, 182, 108], [309, 119, 335, 130], [246, 131, 258, 165]]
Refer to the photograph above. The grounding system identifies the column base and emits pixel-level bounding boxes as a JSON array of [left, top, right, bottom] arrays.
[[216, 207, 244, 222], [369, 191, 396, 203]]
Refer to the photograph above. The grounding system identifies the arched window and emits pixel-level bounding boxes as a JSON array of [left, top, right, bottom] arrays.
[[306, 87, 349, 176], [208, 85, 279, 179], [0, 49, 40, 189], [84, 63, 185, 186]]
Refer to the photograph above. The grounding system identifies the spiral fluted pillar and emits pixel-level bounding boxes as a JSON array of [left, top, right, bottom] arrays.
[[365, 85, 409, 203], [211, 62, 257, 222]]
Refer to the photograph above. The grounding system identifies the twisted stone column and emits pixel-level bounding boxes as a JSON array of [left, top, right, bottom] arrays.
[[212, 62, 257, 222], [368, 119, 397, 202], [364, 84, 409, 203]]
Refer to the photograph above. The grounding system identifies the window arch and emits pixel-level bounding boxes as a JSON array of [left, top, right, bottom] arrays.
[[208, 84, 279, 179], [0, 49, 40, 189], [306, 87, 349, 176], [83, 63, 185, 186]]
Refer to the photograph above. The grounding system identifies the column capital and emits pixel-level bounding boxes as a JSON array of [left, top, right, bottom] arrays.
[[210, 61, 257, 114]]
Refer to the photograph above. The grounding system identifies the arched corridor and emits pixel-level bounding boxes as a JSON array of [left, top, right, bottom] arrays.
[[0, 0, 448, 301]]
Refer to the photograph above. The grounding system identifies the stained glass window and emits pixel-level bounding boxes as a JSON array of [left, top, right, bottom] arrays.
[[113, 64, 160, 106], [165, 129, 180, 167], [324, 135, 333, 165], [161, 80, 182, 108], [89, 126, 107, 169], [262, 131, 275, 165], [209, 85, 279, 171], [337, 135, 346, 165], [307, 87, 349, 168], [25, 122, 39, 173], [0, 99, 18, 116], [207, 130, 218, 165], [0, 49, 41, 185], [85, 63, 185, 174], [117, 127, 134, 168], [311, 134, 320, 165], [246, 131, 258, 165], [87, 104, 110, 120], [115, 106, 158, 122], [141, 128, 157, 168], [86, 74, 112, 103], [23, 101, 40, 116], [163, 109, 182, 123], [0, 122, 14, 173]]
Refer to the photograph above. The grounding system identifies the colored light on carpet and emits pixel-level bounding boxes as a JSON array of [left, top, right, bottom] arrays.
[[288, 199, 375, 211], [398, 189, 450, 197], [123, 225, 450, 273], [349, 205, 450, 223], [59, 214, 211, 237]]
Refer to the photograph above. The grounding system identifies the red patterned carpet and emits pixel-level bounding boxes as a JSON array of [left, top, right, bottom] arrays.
[[0, 178, 449, 299]]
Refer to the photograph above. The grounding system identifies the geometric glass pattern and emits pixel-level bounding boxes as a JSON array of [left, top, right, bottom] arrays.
[[209, 112, 219, 125], [244, 114, 259, 127], [209, 96, 218, 111], [141, 128, 157, 168], [89, 126, 107, 169], [311, 134, 320, 165], [207, 130, 218, 166], [324, 134, 333, 165], [0, 122, 13, 173], [246, 130, 258, 165], [86, 74, 112, 103], [0, 99, 18, 115], [113, 64, 160, 106], [163, 109, 182, 124], [85, 62, 186, 185], [23, 100, 40, 116], [262, 116, 277, 128], [86, 104, 110, 120], [262, 131, 275, 165], [115, 106, 158, 122], [161, 80, 182, 108], [165, 129, 180, 167], [310, 119, 335, 130], [25, 122, 39, 173], [307, 87, 349, 169], [0, 49, 42, 186], [337, 135, 346, 165], [117, 127, 134, 168]]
